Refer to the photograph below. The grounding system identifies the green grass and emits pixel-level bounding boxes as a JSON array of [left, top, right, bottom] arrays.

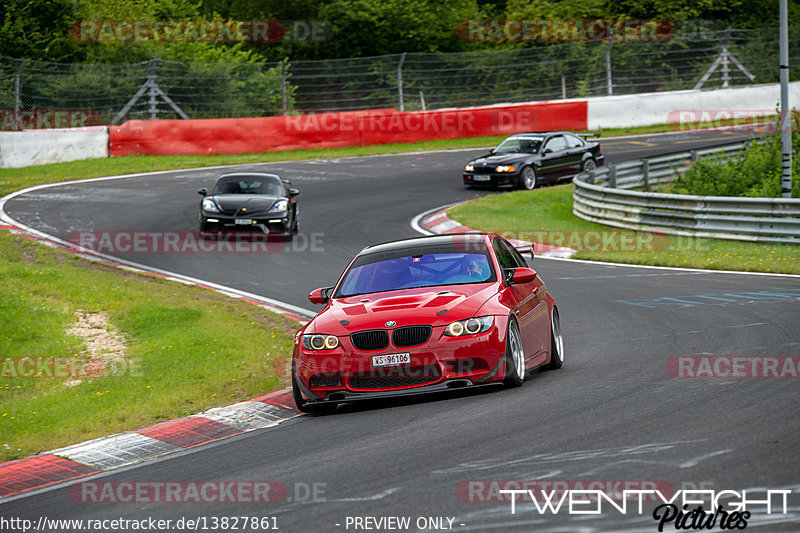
[[450, 184, 800, 274], [0, 122, 689, 198], [0, 230, 299, 462]]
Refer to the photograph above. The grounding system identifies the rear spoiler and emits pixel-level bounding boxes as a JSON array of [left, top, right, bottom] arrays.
[[577, 131, 601, 138]]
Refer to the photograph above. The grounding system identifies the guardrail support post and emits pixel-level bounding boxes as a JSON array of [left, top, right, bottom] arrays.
[[690, 150, 698, 162], [608, 166, 617, 188], [642, 159, 650, 190]]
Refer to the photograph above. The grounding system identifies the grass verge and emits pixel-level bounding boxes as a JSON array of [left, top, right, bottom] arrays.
[[0, 230, 298, 463], [450, 184, 800, 274]]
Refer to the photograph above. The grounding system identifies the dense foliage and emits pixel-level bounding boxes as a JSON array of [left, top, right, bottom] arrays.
[[1, 0, 798, 62], [666, 120, 800, 198]]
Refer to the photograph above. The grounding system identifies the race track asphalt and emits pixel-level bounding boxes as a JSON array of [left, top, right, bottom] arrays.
[[2, 128, 799, 532]]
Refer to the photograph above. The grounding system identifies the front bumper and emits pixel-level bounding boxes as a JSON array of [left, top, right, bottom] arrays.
[[462, 172, 519, 187], [200, 213, 290, 235], [294, 321, 509, 404], [294, 375, 502, 405]]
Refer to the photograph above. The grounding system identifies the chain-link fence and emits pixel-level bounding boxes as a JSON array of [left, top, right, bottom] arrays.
[[0, 26, 796, 128]]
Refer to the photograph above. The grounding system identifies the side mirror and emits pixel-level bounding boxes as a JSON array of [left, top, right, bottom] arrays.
[[543, 148, 553, 155], [308, 287, 333, 305], [506, 267, 538, 285], [197, 188, 208, 196], [288, 188, 300, 197]]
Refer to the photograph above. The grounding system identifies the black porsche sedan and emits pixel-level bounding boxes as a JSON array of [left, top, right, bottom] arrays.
[[198, 172, 299, 240], [462, 131, 604, 190]]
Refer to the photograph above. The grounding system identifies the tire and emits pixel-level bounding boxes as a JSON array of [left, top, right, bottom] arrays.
[[581, 158, 597, 173], [545, 307, 564, 370], [503, 318, 525, 387], [292, 207, 299, 233], [292, 372, 337, 415], [518, 166, 537, 190]]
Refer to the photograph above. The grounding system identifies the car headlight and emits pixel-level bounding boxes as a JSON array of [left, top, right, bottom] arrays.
[[444, 316, 494, 337], [302, 334, 340, 350], [269, 199, 289, 213], [202, 198, 220, 213], [464, 164, 475, 172], [495, 165, 517, 173]]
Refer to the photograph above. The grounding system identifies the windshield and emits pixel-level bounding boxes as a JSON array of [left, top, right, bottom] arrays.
[[336, 252, 495, 297], [212, 177, 283, 196], [494, 136, 543, 154]]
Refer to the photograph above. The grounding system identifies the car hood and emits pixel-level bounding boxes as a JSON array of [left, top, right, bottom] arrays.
[[468, 153, 534, 166], [309, 284, 499, 335], [210, 194, 283, 213]]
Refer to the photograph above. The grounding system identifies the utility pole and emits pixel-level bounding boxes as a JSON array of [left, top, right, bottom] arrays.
[[780, 0, 792, 198]]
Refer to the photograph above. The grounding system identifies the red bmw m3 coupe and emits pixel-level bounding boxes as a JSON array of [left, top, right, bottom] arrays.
[[292, 232, 563, 413]]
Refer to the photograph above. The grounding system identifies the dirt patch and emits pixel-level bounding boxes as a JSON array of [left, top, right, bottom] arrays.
[[65, 312, 130, 385]]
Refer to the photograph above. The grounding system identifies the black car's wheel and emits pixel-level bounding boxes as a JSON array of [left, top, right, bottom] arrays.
[[545, 307, 564, 370], [582, 158, 597, 173], [504, 317, 525, 387], [292, 372, 336, 415], [518, 166, 537, 190], [292, 207, 299, 232]]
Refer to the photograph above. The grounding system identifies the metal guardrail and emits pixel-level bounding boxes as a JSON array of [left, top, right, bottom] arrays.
[[573, 141, 800, 243]]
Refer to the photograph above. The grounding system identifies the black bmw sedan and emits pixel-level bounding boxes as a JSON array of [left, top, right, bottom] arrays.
[[462, 131, 604, 190], [198, 173, 299, 240]]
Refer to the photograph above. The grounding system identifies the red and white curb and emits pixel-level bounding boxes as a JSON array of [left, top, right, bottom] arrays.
[[0, 390, 300, 498], [413, 203, 577, 258]]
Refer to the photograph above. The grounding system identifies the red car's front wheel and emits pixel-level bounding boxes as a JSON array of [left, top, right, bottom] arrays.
[[546, 308, 564, 370], [503, 318, 525, 387]]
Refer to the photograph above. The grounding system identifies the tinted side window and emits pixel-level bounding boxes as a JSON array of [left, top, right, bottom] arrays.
[[545, 136, 566, 152], [492, 238, 517, 270], [506, 241, 528, 268], [565, 134, 584, 148]]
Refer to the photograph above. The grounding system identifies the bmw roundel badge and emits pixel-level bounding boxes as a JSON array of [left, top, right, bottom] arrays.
[[385, 320, 396, 327]]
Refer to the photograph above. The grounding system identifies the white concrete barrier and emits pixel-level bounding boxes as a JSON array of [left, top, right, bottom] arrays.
[[0, 127, 108, 168], [587, 82, 800, 129]]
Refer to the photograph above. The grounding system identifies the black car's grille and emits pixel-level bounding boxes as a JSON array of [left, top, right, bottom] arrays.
[[471, 166, 494, 174], [392, 326, 432, 347], [350, 330, 389, 351], [349, 365, 441, 389]]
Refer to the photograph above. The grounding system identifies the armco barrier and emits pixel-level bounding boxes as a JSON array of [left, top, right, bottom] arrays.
[[109, 101, 587, 157], [573, 142, 800, 243], [0, 127, 108, 168]]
